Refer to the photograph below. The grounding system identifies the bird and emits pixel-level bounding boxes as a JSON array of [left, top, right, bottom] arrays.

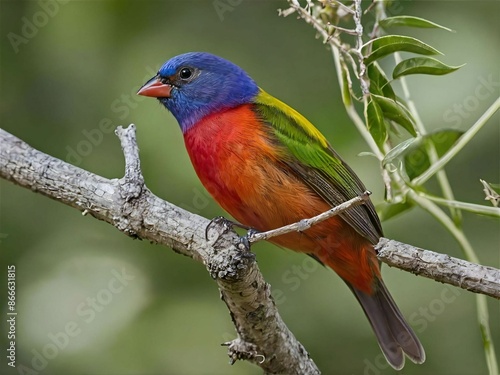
[[137, 52, 425, 370]]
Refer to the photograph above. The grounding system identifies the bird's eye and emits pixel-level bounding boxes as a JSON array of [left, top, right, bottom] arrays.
[[179, 67, 193, 80]]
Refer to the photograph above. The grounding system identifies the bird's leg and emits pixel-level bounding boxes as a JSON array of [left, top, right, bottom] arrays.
[[237, 228, 261, 253], [205, 216, 231, 240]]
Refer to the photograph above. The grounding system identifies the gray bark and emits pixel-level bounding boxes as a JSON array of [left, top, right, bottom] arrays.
[[376, 239, 500, 299]]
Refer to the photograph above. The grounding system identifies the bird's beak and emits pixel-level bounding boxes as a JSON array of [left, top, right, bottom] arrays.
[[137, 76, 172, 98]]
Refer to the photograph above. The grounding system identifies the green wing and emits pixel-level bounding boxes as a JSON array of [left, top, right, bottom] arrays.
[[253, 89, 383, 244]]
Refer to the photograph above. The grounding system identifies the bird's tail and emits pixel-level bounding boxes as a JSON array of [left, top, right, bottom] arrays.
[[349, 278, 425, 370]]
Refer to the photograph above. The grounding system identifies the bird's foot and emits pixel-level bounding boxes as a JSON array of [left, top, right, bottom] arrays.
[[205, 216, 245, 240], [205, 217, 258, 258], [238, 228, 260, 253]]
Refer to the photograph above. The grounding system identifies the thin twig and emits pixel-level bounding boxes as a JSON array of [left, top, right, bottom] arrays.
[[330, 25, 357, 35], [417, 192, 500, 217], [352, 0, 370, 96], [327, 0, 354, 15], [249, 192, 371, 243], [412, 97, 500, 186]]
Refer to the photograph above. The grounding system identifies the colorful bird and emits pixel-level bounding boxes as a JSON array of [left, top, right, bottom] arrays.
[[137, 52, 425, 369]]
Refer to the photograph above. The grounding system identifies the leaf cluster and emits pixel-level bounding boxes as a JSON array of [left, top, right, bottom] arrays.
[[332, 11, 467, 220]]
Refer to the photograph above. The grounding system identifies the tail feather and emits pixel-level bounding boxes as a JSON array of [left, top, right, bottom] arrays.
[[350, 279, 425, 370]]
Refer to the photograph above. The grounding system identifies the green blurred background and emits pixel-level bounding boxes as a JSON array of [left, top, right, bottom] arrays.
[[1, 1, 499, 374]]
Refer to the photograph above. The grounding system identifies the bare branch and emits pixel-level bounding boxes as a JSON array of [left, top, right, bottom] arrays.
[[248, 192, 370, 243], [376, 239, 500, 299]]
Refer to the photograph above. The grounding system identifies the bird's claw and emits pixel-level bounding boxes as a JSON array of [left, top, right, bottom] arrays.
[[206, 216, 230, 240], [205, 217, 259, 260], [205, 216, 254, 241], [237, 228, 260, 253]]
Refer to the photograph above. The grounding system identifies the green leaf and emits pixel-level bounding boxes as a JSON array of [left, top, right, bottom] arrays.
[[340, 60, 352, 106], [425, 129, 463, 155], [383, 130, 463, 180], [383, 138, 418, 167], [367, 64, 396, 100], [363, 36, 442, 65], [365, 99, 388, 150], [488, 183, 500, 195], [379, 16, 454, 32], [393, 57, 464, 78], [371, 94, 417, 136], [377, 201, 415, 221]]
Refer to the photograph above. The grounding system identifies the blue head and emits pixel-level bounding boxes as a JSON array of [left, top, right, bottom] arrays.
[[138, 52, 259, 132]]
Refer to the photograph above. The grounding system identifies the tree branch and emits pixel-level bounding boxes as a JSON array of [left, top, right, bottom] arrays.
[[1, 126, 499, 374], [376, 239, 500, 299]]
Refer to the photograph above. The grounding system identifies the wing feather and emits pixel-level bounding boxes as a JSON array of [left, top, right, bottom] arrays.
[[253, 89, 383, 244]]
